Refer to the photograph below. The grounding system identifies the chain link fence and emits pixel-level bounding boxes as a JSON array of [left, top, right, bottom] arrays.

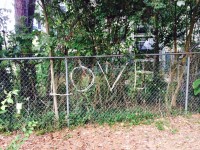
[[0, 52, 199, 131]]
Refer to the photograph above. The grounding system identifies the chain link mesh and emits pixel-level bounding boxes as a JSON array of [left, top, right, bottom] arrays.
[[0, 53, 199, 131]]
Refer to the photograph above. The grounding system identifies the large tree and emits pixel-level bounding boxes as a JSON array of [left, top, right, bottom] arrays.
[[13, 0, 199, 109], [14, 0, 37, 102]]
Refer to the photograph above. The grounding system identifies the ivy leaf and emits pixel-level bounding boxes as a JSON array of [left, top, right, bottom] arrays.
[[0, 110, 7, 114], [6, 98, 14, 104], [1, 100, 6, 105], [7, 93, 12, 99], [192, 79, 200, 89], [194, 88, 200, 96], [1, 105, 7, 111], [4, 90, 7, 95], [22, 127, 27, 132], [12, 90, 19, 95]]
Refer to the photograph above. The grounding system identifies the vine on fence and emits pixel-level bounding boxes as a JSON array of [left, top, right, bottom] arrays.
[[193, 79, 200, 95], [0, 90, 18, 114], [0, 90, 38, 150]]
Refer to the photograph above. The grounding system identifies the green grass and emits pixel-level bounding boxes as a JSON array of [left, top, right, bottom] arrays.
[[63, 134, 73, 140], [1, 103, 197, 138], [2, 106, 193, 134], [69, 108, 156, 127], [0, 111, 67, 133], [154, 119, 178, 133], [155, 120, 166, 131], [171, 128, 178, 134], [0, 108, 157, 133]]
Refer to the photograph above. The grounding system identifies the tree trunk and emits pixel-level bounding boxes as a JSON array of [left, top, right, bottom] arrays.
[[152, 13, 161, 103], [171, 0, 200, 108], [15, 0, 36, 33], [19, 61, 37, 102], [41, 0, 59, 120], [14, 0, 37, 103], [173, 2, 177, 54], [185, 1, 200, 52]]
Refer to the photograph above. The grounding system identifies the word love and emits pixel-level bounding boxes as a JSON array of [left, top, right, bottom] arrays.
[[70, 61, 129, 93]]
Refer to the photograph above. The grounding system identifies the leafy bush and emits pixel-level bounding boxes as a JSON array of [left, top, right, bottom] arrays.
[[69, 108, 156, 126], [0, 90, 38, 150], [193, 79, 200, 96]]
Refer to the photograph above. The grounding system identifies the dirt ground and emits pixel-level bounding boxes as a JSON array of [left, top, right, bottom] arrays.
[[0, 114, 200, 150]]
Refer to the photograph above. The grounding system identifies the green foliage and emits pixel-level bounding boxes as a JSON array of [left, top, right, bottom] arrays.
[[155, 120, 166, 130], [70, 108, 156, 126], [6, 121, 38, 150], [23, 111, 68, 133], [155, 119, 178, 134], [2, 0, 199, 57], [0, 90, 38, 150], [22, 121, 38, 137], [0, 90, 18, 114], [0, 8, 10, 31], [193, 79, 200, 96], [0, 0, 199, 141]]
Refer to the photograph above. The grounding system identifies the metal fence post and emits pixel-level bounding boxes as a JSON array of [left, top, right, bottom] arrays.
[[185, 55, 190, 113], [65, 57, 70, 126]]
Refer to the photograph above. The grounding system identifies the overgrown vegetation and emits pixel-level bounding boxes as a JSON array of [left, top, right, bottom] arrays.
[[0, 90, 38, 150], [193, 79, 200, 96], [0, 0, 199, 134]]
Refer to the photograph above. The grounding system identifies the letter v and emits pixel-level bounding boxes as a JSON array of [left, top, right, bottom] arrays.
[[97, 61, 128, 92]]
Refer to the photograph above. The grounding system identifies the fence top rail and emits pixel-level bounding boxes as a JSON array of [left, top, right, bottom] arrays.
[[0, 52, 199, 60]]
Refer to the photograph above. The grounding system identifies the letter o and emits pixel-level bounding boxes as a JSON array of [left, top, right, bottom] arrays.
[[70, 65, 95, 92]]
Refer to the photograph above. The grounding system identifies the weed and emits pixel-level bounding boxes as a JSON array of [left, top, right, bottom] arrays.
[[35, 130, 46, 136], [70, 108, 156, 126], [0, 90, 38, 150], [6, 121, 38, 150], [155, 120, 169, 131], [171, 128, 178, 134], [63, 134, 73, 140], [142, 119, 154, 125], [183, 113, 193, 119]]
